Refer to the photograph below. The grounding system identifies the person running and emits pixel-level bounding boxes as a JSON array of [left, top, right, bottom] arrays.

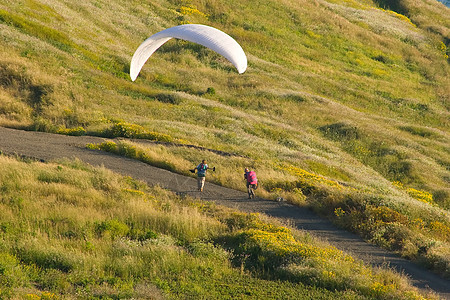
[[192, 160, 210, 192], [244, 167, 258, 199]]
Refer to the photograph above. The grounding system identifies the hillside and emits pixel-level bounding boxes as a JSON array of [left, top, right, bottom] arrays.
[[0, 0, 449, 291], [0, 154, 440, 299]]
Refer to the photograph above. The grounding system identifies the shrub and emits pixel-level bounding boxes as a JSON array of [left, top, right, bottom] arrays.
[[96, 141, 117, 152], [0, 252, 29, 289], [155, 93, 182, 105], [127, 228, 158, 241], [95, 219, 130, 239], [56, 126, 86, 136], [368, 206, 409, 224], [319, 122, 360, 140], [30, 118, 57, 133], [104, 122, 174, 142], [205, 87, 216, 95], [428, 221, 450, 241], [178, 5, 208, 18], [108, 122, 146, 138]]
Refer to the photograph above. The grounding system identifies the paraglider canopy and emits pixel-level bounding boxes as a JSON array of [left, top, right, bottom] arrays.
[[130, 24, 247, 81]]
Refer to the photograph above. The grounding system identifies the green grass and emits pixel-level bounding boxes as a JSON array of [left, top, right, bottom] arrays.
[[0, 0, 449, 284], [86, 138, 450, 278], [0, 155, 432, 299]]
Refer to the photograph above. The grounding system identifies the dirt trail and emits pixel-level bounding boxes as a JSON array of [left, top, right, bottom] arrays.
[[0, 126, 449, 298]]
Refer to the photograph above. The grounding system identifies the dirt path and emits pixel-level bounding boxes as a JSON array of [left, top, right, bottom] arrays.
[[1, 126, 449, 298]]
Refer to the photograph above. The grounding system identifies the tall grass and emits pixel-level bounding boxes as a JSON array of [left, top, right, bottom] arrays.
[[86, 138, 450, 278], [0, 0, 449, 285], [0, 155, 433, 299]]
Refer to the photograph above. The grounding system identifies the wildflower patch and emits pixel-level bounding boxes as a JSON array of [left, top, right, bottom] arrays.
[[392, 181, 435, 205], [215, 214, 425, 298], [274, 163, 349, 192], [56, 126, 86, 136], [179, 6, 208, 18]]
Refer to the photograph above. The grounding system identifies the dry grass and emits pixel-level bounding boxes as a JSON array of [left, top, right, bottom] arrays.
[[0, 155, 436, 299], [0, 0, 449, 281]]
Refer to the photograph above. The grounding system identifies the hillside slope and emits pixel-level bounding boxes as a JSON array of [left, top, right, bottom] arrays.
[[1, 0, 449, 277], [0, 126, 449, 299], [3, 149, 445, 299], [0, 0, 448, 192]]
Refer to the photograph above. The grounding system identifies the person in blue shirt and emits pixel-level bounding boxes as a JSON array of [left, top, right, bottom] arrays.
[[193, 160, 209, 192]]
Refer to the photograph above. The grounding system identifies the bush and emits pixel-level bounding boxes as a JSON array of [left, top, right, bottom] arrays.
[[155, 93, 182, 105], [205, 87, 216, 95], [104, 122, 174, 142], [30, 118, 57, 133], [127, 228, 158, 241], [319, 123, 360, 140], [428, 221, 450, 242], [0, 252, 29, 289], [95, 219, 130, 239], [56, 126, 86, 136], [97, 141, 118, 152], [108, 122, 146, 138]]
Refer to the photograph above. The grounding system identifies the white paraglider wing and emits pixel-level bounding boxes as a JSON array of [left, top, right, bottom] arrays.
[[130, 24, 247, 81]]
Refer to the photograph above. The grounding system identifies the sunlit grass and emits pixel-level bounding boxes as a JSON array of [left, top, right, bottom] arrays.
[[0, 0, 449, 282], [0, 155, 434, 299], [85, 136, 450, 278]]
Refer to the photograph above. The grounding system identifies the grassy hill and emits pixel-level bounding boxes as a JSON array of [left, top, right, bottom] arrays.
[[0, 155, 433, 299], [0, 0, 449, 294]]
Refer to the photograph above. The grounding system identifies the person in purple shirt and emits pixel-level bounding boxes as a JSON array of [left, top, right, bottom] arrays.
[[244, 167, 258, 199]]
